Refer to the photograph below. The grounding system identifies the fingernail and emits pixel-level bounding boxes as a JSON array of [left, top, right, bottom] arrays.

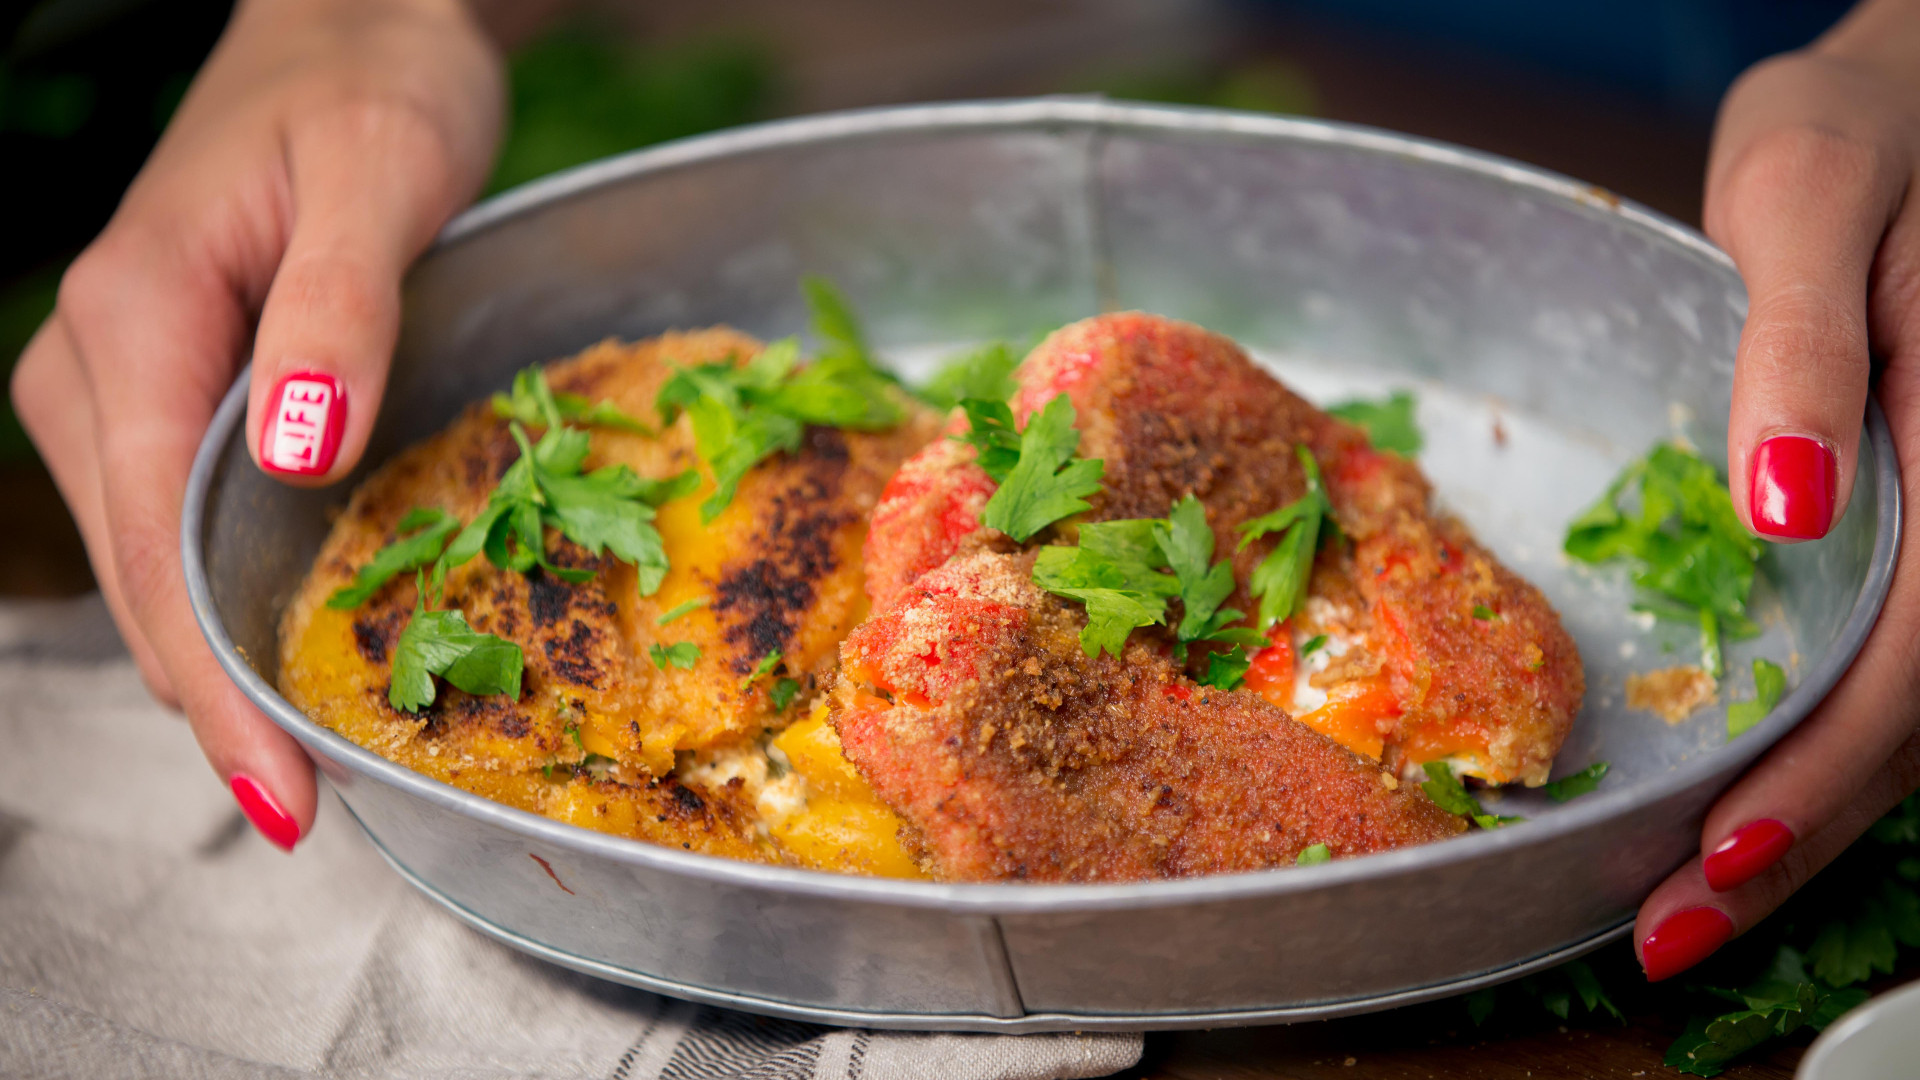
[[1750, 435, 1835, 540], [230, 774, 300, 851], [260, 370, 346, 476], [1641, 906, 1733, 982], [1704, 818, 1795, 892]]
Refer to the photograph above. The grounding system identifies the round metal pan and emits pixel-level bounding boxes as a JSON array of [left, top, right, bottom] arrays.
[[182, 99, 1901, 1031]]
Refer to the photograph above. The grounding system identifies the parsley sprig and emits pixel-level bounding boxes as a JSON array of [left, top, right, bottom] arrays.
[[1033, 495, 1265, 662], [1238, 446, 1333, 631], [1565, 442, 1764, 679], [442, 422, 692, 595], [1541, 761, 1610, 803], [327, 507, 461, 610], [964, 395, 1105, 543], [491, 365, 653, 434], [658, 335, 904, 523], [1420, 761, 1524, 829], [1726, 658, 1787, 738], [1326, 390, 1423, 456], [917, 341, 1020, 411], [388, 569, 524, 713]]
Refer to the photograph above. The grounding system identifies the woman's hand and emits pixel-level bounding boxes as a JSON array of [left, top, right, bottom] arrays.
[[1636, 0, 1920, 980], [8, 0, 503, 849]]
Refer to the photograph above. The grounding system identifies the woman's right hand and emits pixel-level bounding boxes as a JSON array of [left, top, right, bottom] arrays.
[[9, 0, 504, 849]]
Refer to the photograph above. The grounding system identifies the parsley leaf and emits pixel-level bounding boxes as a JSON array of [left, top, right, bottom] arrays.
[[1197, 647, 1251, 690], [979, 394, 1105, 542], [954, 399, 1023, 482], [1727, 658, 1787, 738], [441, 423, 686, 595], [649, 641, 700, 670], [739, 649, 782, 691], [388, 571, 524, 713], [1471, 604, 1497, 621], [1420, 761, 1524, 829], [1239, 446, 1332, 630], [655, 598, 707, 625], [918, 341, 1019, 411], [1542, 761, 1610, 802], [1301, 634, 1329, 656], [1156, 495, 1240, 651], [658, 327, 904, 523], [1566, 443, 1765, 674], [1295, 843, 1331, 866], [327, 507, 460, 609], [802, 274, 878, 372], [491, 365, 654, 434], [1326, 390, 1423, 456], [770, 677, 802, 711]]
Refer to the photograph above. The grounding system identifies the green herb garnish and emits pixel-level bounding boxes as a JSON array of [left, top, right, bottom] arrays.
[[1238, 446, 1333, 630], [327, 507, 461, 610], [770, 677, 802, 711], [1300, 634, 1328, 656], [389, 570, 524, 713], [1727, 658, 1787, 738], [801, 274, 879, 373], [1197, 647, 1251, 691], [1326, 390, 1422, 456], [976, 394, 1105, 543], [491, 365, 653, 434], [658, 328, 904, 523], [1472, 604, 1498, 621], [1542, 761, 1610, 803], [1420, 761, 1524, 829], [440, 423, 688, 595], [1032, 496, 1264, 660], [954, 398, 1024, 481], [739, 649, 782, 691], [655, 598, 707, 626], [1565, 442, 1765, 675], [1295, 843, 1331, 866], [918, 341, 1020, 411], [649, 641, 700, 670]]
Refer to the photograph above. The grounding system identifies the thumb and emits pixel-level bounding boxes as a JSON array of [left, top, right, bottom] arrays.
[[248, 103, 477, 484], [1707, 61, 1907, 541]]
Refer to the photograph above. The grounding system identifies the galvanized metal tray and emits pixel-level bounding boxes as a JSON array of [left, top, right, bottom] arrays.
[[182, 99, 1900, 1031]]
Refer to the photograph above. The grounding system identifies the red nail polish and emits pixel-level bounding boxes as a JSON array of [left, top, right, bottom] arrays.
[[1704, 819, 1794, 892], [259, 370, 346, 476], [1750, 435, 1835, 540], [1642, 906, 1733, 982], [230, 774, 300, 851]]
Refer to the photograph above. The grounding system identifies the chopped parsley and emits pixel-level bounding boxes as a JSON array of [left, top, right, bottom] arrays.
[[649, 641, 700, 670], [975, 395, 1105, 543], [654, 598, 707, 626], [1238, 446, 1333, 631], [1295, 843, 1331, 866], [326, 507, 460, 610], [1726, 658, 1787, 738], [1472, 604, 1498, 621], [918, 341, 1020, 411], [1326, 390, 1422, 456], [1542, 761, 1610, 802], [770, 677, 802, 712], [1565, 442, 1765, 676], [1198, 647, 1251, 690], [801, 274, 879, 373], [1300, 634, 1329, 657], [1420, 761, 1524, 829], [954, 399, 1023, 481], [491, 365, 653, 434], [388, 570, 524, 713], [440, 423, 690, 596], [657, 329, 904, 524], [739, 649, 782, 692], [1032, 496, 1263, 660]]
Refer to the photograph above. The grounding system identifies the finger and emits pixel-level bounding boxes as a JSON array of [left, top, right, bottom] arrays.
[[1635, 729, 1920, 982], [246, 100, 475, 485], [61, 223, 318, 851], [1706, 58, 1910, 542], [9, 315, 175, 704]]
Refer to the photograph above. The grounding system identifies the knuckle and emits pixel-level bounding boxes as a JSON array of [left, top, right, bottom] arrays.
[[1724, 125, 1889, 214]]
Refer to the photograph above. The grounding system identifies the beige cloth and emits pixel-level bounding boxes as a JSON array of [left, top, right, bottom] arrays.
[[0, 595, 1141, 1080]]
